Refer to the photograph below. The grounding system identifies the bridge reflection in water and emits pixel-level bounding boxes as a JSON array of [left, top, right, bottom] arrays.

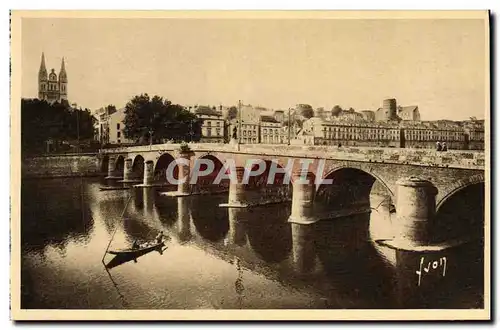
[[20, 177, 484, 309]]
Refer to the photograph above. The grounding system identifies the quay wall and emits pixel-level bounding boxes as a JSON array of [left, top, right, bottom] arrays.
[[22, 153, 101, 178]]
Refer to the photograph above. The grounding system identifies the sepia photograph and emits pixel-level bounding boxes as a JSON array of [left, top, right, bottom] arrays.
[[9, 10, 490, 321]]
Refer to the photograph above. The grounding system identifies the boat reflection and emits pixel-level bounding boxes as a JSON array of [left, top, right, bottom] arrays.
[[105, 243, 168, 270]]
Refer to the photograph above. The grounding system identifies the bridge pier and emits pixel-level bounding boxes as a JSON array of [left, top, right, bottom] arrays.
[[288, 171, 317, 225], [105, 157, 122, 179], [120, 158, 134, 182], [143, 160, 154, 185], [177, 153, 192, 196], [106, 157, 115, 178], [394, 176, 438, 246], [133, 160, 162, 188]]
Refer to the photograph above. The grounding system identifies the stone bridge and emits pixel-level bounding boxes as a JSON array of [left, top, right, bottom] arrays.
[[99, 143, 485, 246]]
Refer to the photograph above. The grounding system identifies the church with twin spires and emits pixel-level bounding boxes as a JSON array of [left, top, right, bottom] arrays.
[[38, 52, 68, 103]]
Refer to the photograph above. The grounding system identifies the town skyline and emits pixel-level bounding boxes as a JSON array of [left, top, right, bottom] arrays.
[[22, 17, 486, 120]]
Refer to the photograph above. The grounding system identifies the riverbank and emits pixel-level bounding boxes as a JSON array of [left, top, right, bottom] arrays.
[[21, 153, 102, 179]]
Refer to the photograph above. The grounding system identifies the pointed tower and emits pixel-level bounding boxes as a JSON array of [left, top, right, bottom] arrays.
[[58, 57, 68, 101], [38, 52, 48, 100]]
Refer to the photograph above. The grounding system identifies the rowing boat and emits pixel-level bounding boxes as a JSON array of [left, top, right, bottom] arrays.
[[99, 186, 130, 191], [108, 240, 165, 257]]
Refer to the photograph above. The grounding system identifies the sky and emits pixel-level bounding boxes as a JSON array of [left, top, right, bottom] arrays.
[[21, 17, 487, 120]]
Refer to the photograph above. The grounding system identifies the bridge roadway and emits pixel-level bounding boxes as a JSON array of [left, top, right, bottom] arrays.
[[100, 143, 486, 248]]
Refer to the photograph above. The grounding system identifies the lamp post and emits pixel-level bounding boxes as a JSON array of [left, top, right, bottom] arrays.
[[238, 100, 242, 151], [148, 115, 153, 149], [288, 107, 291, 146], [76, 107, 80, 152], [189, 119, 194, 142]]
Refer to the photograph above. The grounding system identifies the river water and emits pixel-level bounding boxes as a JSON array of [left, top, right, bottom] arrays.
[[20, 177, 484, 309]]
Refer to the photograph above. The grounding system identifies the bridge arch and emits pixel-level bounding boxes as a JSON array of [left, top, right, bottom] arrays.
[[154, 153, 177, 182], [319, 165, 394, 197], [314, 166, 395, 240], [433, 180, 485, 243], [316, 167, 394, 206], [436, 173, 485, 211], [131, 155, 145, 180], [196, 154, 225, 183], [115, 155, 125, 173], [248, 159, 291, 188]]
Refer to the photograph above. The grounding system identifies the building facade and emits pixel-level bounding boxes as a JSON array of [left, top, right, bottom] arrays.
[[38, 53, 68, 103], [260, 116, 287, 144], [300, 117, 402, 147], [193, 106, 225, 143], [298, 117, 484, 150], [96, 107, 133, 145], [462, 120, 485, 150], [228, 120, 259, 144]]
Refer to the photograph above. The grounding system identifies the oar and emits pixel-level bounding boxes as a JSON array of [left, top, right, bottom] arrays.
[[101, 194, 133, 263], [101, 259, 129, 308]]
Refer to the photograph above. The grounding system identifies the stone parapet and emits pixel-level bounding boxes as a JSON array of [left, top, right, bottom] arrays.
[[101, 143, 485, 170]]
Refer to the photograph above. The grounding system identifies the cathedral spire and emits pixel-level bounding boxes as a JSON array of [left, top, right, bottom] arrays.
[[59, 57, 67, 82], [38, 52, 47, 80]]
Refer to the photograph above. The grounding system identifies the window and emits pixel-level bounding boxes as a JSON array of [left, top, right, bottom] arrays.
[[118, 139, 121, 144], [117, 131, 121, 138], [207, 128, 212, 136], [117, 123, 120, 130], [207, 121, 211, 127]]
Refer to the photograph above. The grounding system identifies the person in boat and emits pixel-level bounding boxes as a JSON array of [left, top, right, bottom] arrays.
[[132, 240, 140, 250], [155, 231, 165, 244]]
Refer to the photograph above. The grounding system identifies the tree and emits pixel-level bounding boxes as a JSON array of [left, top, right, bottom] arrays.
[[297, 104, 314, 119], [331, 105, 343, 117], [123, 93, 202, 144], [226, 106, 238, 120], [21, 98, 97, 154]]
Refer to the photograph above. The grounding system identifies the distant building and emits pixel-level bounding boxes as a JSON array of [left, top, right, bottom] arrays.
[[38, 53, 68, 103], [398, 105, 421, 121], [96, 107, 133, 145], [228, 119, 260, 144], [260, 115, 286, 144], [274, 110, 285, 123], [301, 117, 401, 147], [193, 106, 225, 143], [462, 119, 485, 150], [260, 109, 286, 124], [375, 98, 399, 121], [297, 116, 483, 150]]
